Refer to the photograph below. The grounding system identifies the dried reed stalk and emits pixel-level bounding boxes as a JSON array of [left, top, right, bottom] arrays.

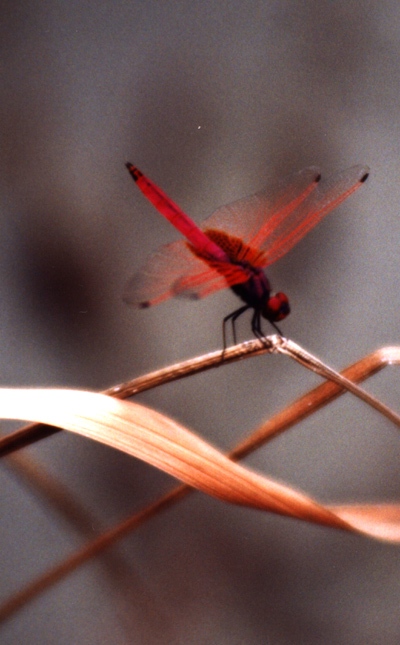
[[1, 339, 400, 623]]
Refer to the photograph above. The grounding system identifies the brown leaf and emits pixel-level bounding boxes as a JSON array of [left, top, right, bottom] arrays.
[[1, 388, 400, 542]]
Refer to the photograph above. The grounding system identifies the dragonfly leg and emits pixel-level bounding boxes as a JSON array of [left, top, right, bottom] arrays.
[[270, 320, 283, 336], [251, 310, 264, 341], [251, 311, 283, 345], [222, 305, 250, 349]]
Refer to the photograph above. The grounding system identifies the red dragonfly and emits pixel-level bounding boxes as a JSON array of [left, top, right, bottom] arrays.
[[124, 162, 369, 344]]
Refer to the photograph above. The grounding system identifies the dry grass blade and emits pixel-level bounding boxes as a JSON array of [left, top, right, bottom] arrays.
[[2, 339, 400, 457], [2, 346, 400, 622], [0, 339, 272, 457], [330, 505, 400, 542], [273, 339, 400, 428], [231, 344, 400, 457], [0, 389, 350, 528], [0, 388, 400, 543], [0, 484, 191, 625]]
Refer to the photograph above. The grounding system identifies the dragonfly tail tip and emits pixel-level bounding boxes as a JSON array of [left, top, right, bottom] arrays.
[[125, 162, 142, 182]]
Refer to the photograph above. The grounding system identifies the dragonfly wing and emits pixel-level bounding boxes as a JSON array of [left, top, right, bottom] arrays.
[[201, 166, 322, 245], [256, 164, 369, 267], [123, 239, 249, 307], [173, 265, 249, 300]]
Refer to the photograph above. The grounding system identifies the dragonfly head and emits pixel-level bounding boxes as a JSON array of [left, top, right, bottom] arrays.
[[262, 292, 290, 323]]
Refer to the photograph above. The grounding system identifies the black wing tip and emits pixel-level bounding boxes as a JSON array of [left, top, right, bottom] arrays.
[[122, 296, 151, 309], [304, 167, 322, 183], [360, 171, 369, 183]]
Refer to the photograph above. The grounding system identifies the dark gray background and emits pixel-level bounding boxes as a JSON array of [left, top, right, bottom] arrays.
[[1, 1, 400, 643]]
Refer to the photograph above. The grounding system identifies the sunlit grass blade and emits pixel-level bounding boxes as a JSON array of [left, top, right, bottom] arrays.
[[1, 387, 400, 542]]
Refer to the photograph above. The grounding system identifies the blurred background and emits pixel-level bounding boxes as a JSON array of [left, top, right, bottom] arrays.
[[1, 1, 400, 643]]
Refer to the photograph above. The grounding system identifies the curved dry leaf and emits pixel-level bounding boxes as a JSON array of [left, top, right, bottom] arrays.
[[330, 504, 400, 543], [1, 388, 400, 542], [4, 341, 400, 457]]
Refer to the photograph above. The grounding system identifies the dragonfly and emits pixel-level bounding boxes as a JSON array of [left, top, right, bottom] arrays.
[[123, 162, 369, 346]]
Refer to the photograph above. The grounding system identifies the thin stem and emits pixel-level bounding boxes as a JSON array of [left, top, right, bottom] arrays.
[[2, 339, 400, 458], [1, 344, 400, 622], [272, 338, 400, 428], [0, 339, 272, 457]]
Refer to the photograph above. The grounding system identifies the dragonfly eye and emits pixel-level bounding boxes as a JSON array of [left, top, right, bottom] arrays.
[[263, 292, 290, 322]]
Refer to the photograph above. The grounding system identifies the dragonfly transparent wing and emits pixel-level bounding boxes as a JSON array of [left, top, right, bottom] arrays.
[[123, 239, 249, 307], [254, 164, 369, 267], [201, 166, 322, 247], [201, 165, 368, 269]]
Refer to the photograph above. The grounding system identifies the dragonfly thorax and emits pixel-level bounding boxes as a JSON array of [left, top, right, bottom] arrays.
[[231, 268, 290, 324]]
